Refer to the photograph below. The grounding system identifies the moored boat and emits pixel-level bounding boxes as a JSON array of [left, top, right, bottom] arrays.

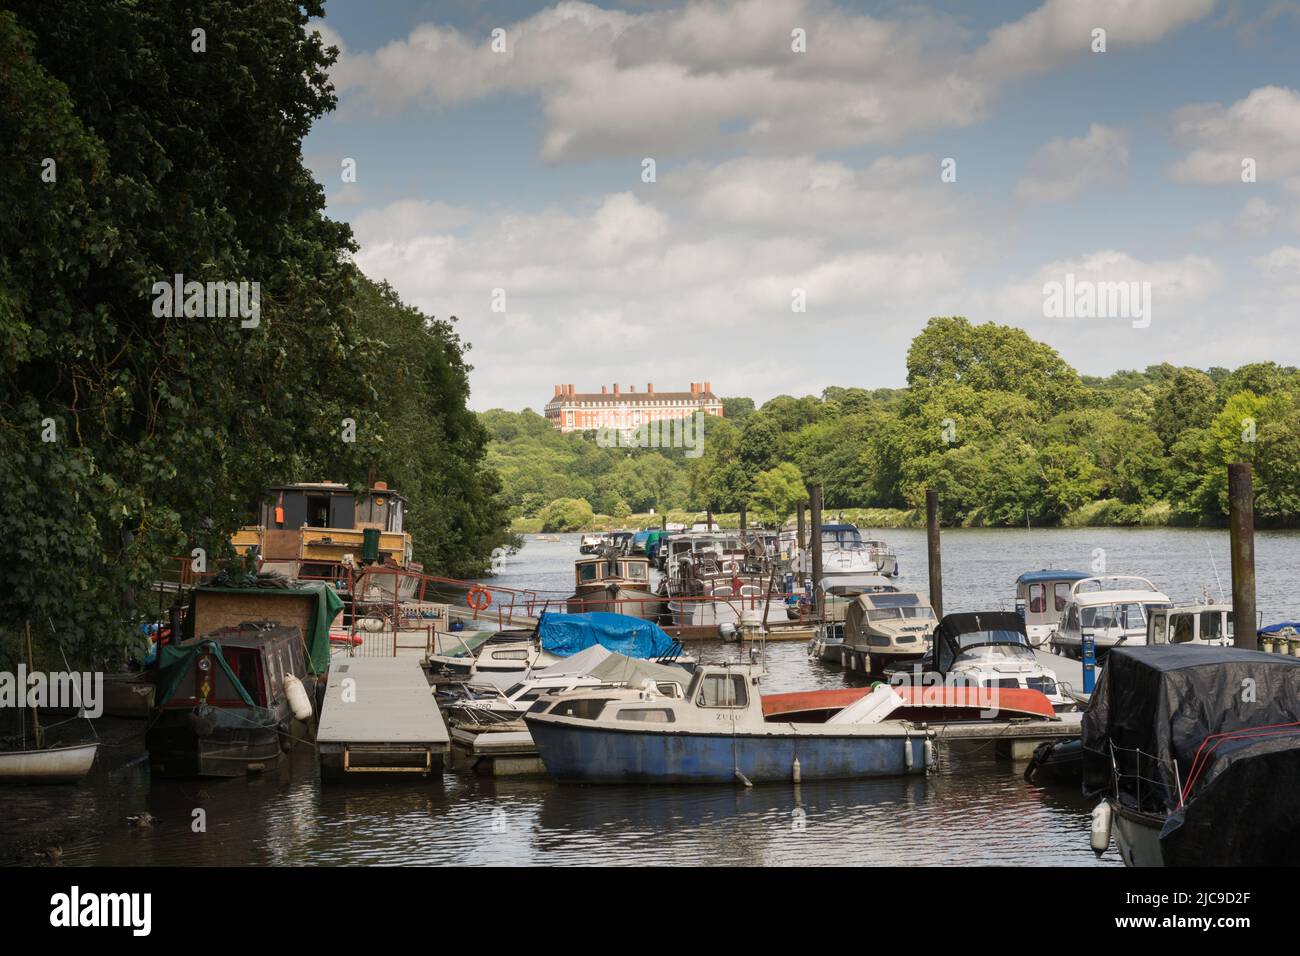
[[1014, 569, 1089, 647], [1082, 644, 1300, 866], [889, 611, 1075, 712], [840, 589, 936, 672], [566, 551, 660, 619], [1049, 576, 1172, 659], [147, 623, 316, 778], [524, 661, 935, 784], [0, 743, 98, 785]]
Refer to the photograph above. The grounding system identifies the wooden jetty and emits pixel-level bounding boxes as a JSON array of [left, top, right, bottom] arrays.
[[317, 657, 449, 779], [927, 710, 1082, 759]]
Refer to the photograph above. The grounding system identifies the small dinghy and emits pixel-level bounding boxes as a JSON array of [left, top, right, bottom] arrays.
[[0, 742, 98, 785]]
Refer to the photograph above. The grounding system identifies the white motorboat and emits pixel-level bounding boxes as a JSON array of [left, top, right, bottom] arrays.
[[1049, 576, 1172, 659], [1014, 569, 1090, 647], [890, 611, 1076, 712], [794, 523, 898, 581], [1146, 599, 1235, 648]]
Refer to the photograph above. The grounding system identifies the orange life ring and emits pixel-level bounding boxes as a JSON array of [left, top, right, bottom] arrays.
[[467, 585, 492, 611]]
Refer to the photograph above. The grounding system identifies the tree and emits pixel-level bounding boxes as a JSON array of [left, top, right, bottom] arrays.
[[537, 498, 595, 532], [748, 463, 808, 526]]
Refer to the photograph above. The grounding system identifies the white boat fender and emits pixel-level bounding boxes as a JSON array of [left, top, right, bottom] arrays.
[[904, 733, 914, 772], [283, 673, 314, 722], [1091, 801, 1113, 857], [792, 756, 801, 784], [924, 737, 935, 770]]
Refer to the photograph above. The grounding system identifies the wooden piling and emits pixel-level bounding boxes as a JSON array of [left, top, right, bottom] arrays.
[[796, 503, 807, 587], [1228, 463, 1257, 649], [739, 507, 747, 531], [810, 484, 824, 619], [926, 489, 943, 619]]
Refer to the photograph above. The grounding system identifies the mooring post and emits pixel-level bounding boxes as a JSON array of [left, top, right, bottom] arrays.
[[810, 484, 824, 619], [739, 507, 747, 531], [706, 507, 713, 531], [796, 503, 807, 588], [1228, 462, 1257, 649], [661, 515, 667, 531], [926, 489, 943, 619]]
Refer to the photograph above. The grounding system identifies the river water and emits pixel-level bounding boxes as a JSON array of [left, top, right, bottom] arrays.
[[5, 527, 1297, 867]]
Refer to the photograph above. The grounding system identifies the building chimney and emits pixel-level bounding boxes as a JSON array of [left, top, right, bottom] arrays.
[[704, 381, 712, 394], [613, 383, 620, 395], [629, 384, 635, 393], [647, 383, 654, 394], [601, 385, 608, 395], [690, 382, 700, 396], [568, 384, 575, 397]]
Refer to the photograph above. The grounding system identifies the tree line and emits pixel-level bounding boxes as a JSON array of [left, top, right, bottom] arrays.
[[486, 316, 1300, 532], [1, 3, 507, 664]]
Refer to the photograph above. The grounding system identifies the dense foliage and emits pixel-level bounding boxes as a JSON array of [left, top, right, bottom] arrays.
[[486, 317, 1300, 531], [0, 3, 505, 665]]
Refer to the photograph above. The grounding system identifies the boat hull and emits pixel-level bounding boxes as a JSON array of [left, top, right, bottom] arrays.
[[526, 719, 928, 783], [1110, 801, 1166, 867], [146, 711, 286, 779], [0, 743, 98, 784], [566, 585, 660, 620]]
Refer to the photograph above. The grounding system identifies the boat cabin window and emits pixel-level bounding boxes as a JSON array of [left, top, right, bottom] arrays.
[[621, 561, 648, 581], [549, 697, 616, 720], [865, 593, 934, 622], [1081, 603, 1147, 631], [578, 562, 600, 583], [1201, 611, 1230, 641], [1066, 606, 1080, 632], [696, 673, 748, 708], [617, 708, 676, 723], [656, 681, 683, 698], [1028, 584, 1046, 614], [1054, 584, 1072, 612], [1171, 613, 1195, 644], [491, 649, 531, 661]]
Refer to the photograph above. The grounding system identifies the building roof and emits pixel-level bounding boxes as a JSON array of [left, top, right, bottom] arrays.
[[550, 390, 718, 405]]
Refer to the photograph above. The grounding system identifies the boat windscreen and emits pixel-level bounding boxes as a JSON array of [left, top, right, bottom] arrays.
[[868, 593, 923, 609]]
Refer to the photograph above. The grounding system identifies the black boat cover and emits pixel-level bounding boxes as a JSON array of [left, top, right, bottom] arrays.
[[1082, 644, 1300, 865]]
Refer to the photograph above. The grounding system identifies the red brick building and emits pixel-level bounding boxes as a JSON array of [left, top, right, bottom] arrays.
[[544, 382, 724, 434]]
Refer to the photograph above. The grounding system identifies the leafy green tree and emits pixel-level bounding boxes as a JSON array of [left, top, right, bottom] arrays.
[[537, 498, 595, 532], [748, 463, 808, 526]]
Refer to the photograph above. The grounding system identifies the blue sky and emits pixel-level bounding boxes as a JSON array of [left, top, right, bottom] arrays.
[[305, 1, 1300, 410]]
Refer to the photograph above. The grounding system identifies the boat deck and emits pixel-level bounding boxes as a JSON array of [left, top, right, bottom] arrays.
[[317, 658, 450, 779], [1032, 648, 1093, 704]]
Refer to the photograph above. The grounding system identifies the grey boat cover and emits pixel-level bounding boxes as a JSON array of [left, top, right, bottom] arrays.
[[1082, 644, 1300, 865], [587, 652, 691, 690]]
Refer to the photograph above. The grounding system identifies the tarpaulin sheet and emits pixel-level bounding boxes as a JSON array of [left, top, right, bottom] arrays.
[[1082, 644, 1300, 864], [537, 611, 677, 659]]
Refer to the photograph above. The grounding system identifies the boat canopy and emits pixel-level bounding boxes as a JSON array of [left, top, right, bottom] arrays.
[[1016, 569, 1089, 585], [932, 611, 1029, 673], [537, 611, 678, 659], [1081, 645, 1300, 864], [155, 639, 256, 708]]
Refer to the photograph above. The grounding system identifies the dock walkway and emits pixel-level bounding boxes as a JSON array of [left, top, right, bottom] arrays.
[[317, 657, 450, 779]]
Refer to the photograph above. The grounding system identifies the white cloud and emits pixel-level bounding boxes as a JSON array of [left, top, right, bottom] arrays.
[[1168, 85, 1300, 183], [1015, 125, 1130, 203], [318, 0, 1212, 161]]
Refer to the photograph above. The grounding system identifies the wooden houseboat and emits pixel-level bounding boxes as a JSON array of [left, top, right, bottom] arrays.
[[232, 481, 419, 599]]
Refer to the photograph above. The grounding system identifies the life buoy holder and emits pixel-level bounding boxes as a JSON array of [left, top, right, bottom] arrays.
[[467, 585, 492, 611]]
